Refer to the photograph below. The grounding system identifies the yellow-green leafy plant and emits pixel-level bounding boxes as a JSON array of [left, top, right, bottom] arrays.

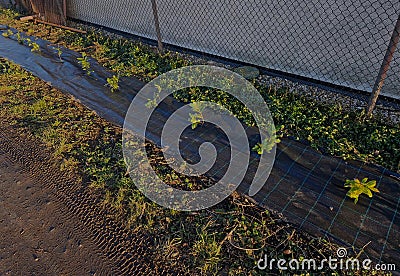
[[16, 32, 23, 44], [344, 178, 379, 204], [55, 46, 63, 61], [2, 29, 13, 38], [106, 74, 120, 93], [77, 52, 93, 75], [25, 38, 40, 52], [145, 84, 162, 108], [252, 125, 283, 155], [252, 135, 281, 155], [189, 101, 206, 129]]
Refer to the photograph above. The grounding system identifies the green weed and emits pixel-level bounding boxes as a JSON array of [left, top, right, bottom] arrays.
[[55, 46, 63, 61], [344, 178, 379, 204], [188, 101, 206, 129], [77, 52, 93, 75], [252, 125, 283, 155], [192, 220, 222, 275], [25, 38, 40, 52], [2, 29, 13, 38], [106, 74, 119, 92], [16, 31, 23, 44]]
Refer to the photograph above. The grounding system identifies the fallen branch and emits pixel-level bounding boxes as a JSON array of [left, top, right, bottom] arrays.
[[34, 19, 87, 34], [19, 15, 36, 22], [20, 15, 87, 34]]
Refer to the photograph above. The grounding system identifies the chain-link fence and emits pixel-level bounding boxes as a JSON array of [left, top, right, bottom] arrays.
[[66, 0, 400, 101]]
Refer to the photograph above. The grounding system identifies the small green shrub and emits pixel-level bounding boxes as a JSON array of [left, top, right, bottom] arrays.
[[30, 42, 40, 52], [145, 84, 162, 108], [252, 135, 281, 155]]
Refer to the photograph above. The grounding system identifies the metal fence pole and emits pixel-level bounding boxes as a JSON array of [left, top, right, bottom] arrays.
[[367, 14, 400, 116], [151, 0, 164, 53]]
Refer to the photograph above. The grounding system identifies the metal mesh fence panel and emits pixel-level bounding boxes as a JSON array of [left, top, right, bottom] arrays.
[[66, 0, 400, 98], [67, 0, 156, 40]]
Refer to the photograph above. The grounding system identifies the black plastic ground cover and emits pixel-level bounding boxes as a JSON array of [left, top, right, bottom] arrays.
[[1, 29, 399, 267]]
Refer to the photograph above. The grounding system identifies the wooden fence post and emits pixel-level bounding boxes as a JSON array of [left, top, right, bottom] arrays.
[[63, 0, 67, 21]]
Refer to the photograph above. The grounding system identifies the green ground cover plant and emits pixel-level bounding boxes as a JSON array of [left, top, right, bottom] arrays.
[[189, 101, 206, 129]]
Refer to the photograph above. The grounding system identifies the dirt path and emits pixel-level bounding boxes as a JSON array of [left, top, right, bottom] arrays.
[[0, 153, 115, 275], [0, 123, 171, 275]]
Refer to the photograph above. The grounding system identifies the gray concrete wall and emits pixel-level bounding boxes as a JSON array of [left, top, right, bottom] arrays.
[[66, 0, 399, 99]]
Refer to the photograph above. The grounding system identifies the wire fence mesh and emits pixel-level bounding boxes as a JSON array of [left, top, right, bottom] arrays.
[[67, 0, 400, 100], [382, 41, 400, 99]]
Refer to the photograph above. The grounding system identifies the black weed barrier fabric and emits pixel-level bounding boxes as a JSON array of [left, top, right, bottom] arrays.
[[1, 28, 399, 266]]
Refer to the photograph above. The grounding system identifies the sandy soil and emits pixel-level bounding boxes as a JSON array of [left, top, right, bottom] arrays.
[[0, 153, 114, 275], [0, 123, 171, 275]]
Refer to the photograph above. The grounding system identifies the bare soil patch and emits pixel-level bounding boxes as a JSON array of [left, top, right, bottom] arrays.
[[0, 122, 175, 275]]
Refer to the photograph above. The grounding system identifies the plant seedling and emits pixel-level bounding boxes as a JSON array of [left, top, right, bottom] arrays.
[[106, 74, 120, 93], [2, 29, 13, 38], [16, 32, 23, 44], [25, 38, 41, 52], [252, 135, 281, 155], [252, 125, 283, 155], [344, 178, 379, 204], [188, 102, 206, 129], [145, 84, 162, 108], [30, 42, 40, 52], [55, 46, 63, 61], [145, 98, 158, 109], [77, 52, 93, 75]]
